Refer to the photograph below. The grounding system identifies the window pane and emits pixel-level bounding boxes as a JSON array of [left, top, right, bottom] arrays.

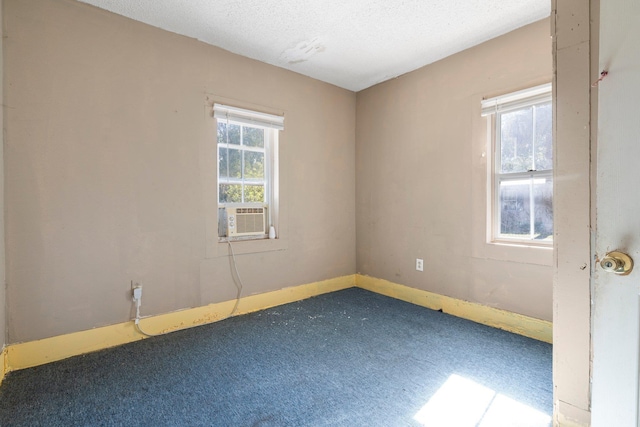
[[219, 147, 242, 179], [534, 103, 552, 171], [500, 107, 533, 173], [218, 147, 227, 178], [244, 151, 264, 180], [534, 178, 553, 240], [243, 126, 264, 148], [499, 179, 531, 237], [217, 122, 225, 143], [244, 185, 265, 203], [217, 122, 240, 145], [219, 184, 242, 203]]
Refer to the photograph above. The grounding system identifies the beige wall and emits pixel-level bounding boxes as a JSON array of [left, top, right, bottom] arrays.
[[4, 0, 356, 343], [3, 0, 556, 347], [356, 19, 553, 322]]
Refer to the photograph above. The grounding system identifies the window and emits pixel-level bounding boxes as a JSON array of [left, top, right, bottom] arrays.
[[482, 84, 552, 244], [214, 104, 283, 240]]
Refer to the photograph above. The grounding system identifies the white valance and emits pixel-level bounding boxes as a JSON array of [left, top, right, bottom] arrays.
[[214, 104, 284, 130], [481, 83, 552, 117]]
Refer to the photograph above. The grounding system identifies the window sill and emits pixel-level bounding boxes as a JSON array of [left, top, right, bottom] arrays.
[[490, 239, 553, 249], [477, 239, 553, 266], [210, 237, 288, 258]]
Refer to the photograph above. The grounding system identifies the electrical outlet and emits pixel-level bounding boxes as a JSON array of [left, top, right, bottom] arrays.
[[416, 258, 424, 272]]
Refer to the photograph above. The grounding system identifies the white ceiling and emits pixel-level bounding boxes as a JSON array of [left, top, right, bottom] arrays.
[[78, 0, 550, 92]]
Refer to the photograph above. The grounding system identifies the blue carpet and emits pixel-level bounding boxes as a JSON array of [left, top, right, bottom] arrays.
[[0, 288, 552, 426]]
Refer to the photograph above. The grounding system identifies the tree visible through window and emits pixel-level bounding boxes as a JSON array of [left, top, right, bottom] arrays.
[[218, 122, 267, 204]]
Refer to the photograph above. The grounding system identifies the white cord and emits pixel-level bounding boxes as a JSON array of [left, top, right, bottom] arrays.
[[227, 239, 244, 317], [132, 240, 244, 337], [134, 299, 164, 337]]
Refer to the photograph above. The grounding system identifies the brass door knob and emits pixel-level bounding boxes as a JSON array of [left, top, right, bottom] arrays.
[[600, 251, 634, 275]]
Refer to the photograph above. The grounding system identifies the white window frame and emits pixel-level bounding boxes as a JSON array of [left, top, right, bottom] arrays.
[[214, 104, 283, 241], [482, 83, 553, 246]]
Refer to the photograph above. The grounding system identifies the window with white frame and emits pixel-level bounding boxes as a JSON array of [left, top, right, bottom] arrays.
[[214, 104, 283, 240], [481, 84, 552, 244]]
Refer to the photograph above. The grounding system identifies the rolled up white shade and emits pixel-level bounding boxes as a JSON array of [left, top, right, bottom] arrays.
[[214, 104, 284, 130], [481, 83, 551, 117]]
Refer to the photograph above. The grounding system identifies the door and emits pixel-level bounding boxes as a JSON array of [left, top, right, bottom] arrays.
[[591, 0, 640, 425]]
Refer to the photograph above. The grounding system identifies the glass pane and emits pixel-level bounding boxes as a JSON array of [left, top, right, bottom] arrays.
[[244, 151, 264, 180], [534, 103, 552, 171], [217, 122, 225, 144], [218, 147, 241, 179], [217, 122, 240, 145], [243, 126, 264, 148], [219, 184, 242, 203], [499, 179, 531, 238], [533, 178, 553, 240], [500, 107, 533, 173], [218, 147, 227, 178], [244, 185, 265, 203]]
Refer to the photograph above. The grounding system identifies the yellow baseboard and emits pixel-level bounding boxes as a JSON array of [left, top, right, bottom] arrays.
[[356, 274, 552, 343], [4, 273, 550, 374], [6, 274, 356, 372], [0, 347, 6, 385]]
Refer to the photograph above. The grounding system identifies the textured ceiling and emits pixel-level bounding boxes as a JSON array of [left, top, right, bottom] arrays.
[[78, 0, 550, 92]]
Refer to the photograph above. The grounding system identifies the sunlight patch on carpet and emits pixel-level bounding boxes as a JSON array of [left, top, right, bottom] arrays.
[[413, 374, 551, 427]]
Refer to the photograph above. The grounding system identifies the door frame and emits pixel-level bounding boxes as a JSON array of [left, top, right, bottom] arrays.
[[552, 0, 599, 425]]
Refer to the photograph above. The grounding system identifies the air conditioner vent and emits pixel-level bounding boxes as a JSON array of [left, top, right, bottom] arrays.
[[236, 208, 263, 214]]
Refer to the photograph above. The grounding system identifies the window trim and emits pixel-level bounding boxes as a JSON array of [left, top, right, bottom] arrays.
[[483, 84, 553, 247]]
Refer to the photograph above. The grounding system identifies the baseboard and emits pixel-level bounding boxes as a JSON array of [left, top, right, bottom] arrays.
[[5, 273, 550, 373], [6, 274, 356, 372], [555, 401, 591, 426], [0, 347, 6, 385], [356, 274, 552, 343]]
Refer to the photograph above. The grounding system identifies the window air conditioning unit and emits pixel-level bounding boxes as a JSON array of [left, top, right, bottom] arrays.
[[224, 207, 267, 237]]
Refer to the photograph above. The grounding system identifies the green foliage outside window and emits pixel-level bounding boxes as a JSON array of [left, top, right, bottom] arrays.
[[218, 122, 266, 204]]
